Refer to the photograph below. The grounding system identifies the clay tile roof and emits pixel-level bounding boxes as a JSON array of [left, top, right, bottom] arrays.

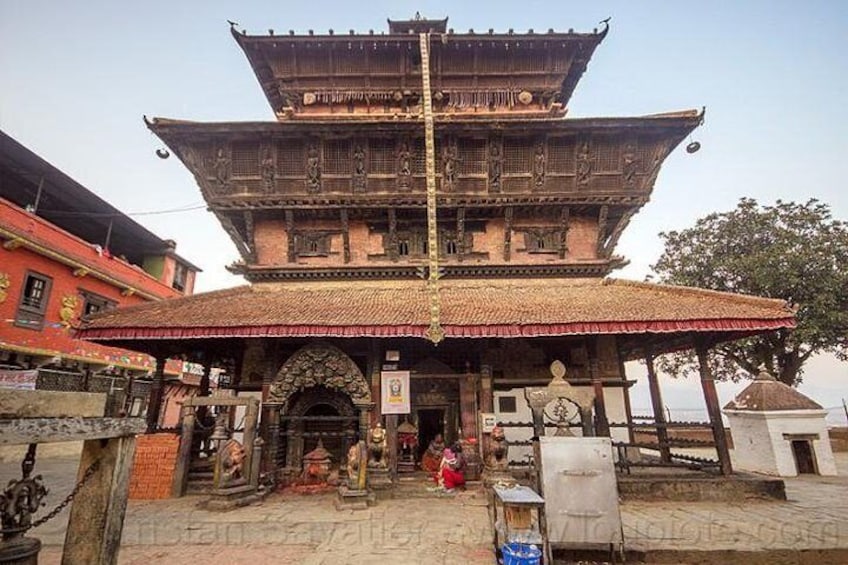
[[76, 278, 794, 342], [724, 370, 823, 411]]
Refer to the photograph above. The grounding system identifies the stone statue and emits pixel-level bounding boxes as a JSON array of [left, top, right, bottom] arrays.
[[486, 426, 509, 472], [347, 441, 362, 486], [368, 422, 387, 468], [218, 438, 246, 487]]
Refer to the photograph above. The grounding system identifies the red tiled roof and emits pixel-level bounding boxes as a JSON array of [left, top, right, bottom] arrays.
[[76, 278, 795, 341]]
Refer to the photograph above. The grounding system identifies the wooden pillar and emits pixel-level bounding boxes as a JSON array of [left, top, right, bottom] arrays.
[[172, 405, 195, 497], [587, 340, 610, 437], [696, 343, 733, 475], [645, 351, 671, 463], [479, 364, 494, 413], [616, 343, 635, 443], [386, 413, 398, 481], [368, 340, 381, 427], [459, 373, 478, 440], [146, 355, 166, 433], [62, 435, 137, 565]]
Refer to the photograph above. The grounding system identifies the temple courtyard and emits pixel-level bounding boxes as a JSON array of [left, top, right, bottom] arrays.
[[7, 450, 846, 564]]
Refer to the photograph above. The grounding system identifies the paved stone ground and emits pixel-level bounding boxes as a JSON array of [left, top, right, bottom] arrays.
[[2, 452, 846, 564]]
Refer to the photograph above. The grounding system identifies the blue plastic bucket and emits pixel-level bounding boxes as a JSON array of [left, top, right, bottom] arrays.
[[501, 543, 542, 565]]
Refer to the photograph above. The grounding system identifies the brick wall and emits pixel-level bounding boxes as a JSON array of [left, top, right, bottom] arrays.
[[128, 432, 180, 499]]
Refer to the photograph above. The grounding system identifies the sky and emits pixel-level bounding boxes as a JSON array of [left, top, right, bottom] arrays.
[[1, 1, 846, 420]]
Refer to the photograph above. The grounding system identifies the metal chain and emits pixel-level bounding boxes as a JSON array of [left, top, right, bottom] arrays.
[[17, 458, 100, 534]]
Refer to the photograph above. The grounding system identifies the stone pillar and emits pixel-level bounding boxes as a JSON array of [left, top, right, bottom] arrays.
[[645, 352, 671, 463], [260, 403, 282, 478], [62, 435, 137, 565], [696, 343, 733, 476], [146, 355, 167, 433]]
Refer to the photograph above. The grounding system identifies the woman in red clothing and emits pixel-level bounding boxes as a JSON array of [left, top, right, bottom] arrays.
[[436, 443, 466, 491]]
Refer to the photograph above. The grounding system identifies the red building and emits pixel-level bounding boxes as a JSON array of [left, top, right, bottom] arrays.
[[0, 130, 201, 418]]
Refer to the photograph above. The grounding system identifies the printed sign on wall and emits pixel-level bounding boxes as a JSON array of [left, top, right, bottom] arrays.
[[380, 370, 411, 415]]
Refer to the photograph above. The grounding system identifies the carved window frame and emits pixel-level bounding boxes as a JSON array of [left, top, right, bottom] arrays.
[[294, 232, 334, 257], [521, 229, 562, 255], [16, 271, 52, 330]]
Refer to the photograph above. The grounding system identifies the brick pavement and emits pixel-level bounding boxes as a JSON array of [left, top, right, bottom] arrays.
[[2, 452, 846, 563]]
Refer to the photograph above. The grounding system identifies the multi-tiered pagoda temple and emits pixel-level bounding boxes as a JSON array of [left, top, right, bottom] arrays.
[[79, 16, 794, 484]]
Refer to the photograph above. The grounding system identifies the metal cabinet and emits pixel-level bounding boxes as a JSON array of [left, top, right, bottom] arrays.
[[539, 437, 623, 552]]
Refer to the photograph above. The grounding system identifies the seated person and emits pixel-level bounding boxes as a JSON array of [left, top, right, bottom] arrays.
[[420, 433, 445, 473], [435, 446, 466, 491]]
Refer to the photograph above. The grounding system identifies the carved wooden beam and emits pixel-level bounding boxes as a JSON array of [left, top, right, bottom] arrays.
[[285, 209, 296, 263], [504, 206, 513, 261], [595, 205, 609, 257], [456, 207, 466, 262], [388, 207, 398, 262], [0, 417, 145, 445], [558, 206, 571, 259], [217, 212, 253, 261], [341, 208, 350, 264], [243, 210, 256, 262], [601, 208, 636, 258]]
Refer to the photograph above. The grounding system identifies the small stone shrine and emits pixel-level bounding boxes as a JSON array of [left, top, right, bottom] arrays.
[[724, 369, 837, 477]]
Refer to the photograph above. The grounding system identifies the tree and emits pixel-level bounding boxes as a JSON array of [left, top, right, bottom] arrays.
[[651, 198, 848, 386]]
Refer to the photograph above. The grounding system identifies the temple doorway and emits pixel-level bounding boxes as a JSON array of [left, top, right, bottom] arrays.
[[791, 440, 817, 474], [281, 387, 358, 473], [417, 408, 445, 459]]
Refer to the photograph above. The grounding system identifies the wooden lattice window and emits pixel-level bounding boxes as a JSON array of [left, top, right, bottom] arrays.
[[459, 139, 487, 175], [323, 139, 350, 175], [277, 140, 304, 176], [411, 139, 426, 175], [231, 142, 258, 177], [369, 139, 396, 175], [548, 137, 575, 174], [503, 138, 533, 175], [595, 139, 621, 173]]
